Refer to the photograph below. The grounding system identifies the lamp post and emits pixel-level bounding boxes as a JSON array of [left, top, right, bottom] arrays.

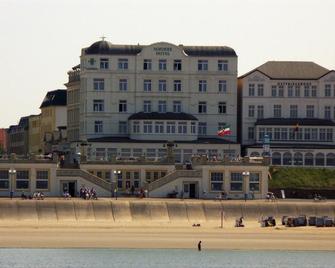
[[9, 169, 16, 199], [242, 171, 250, 201], [113, 170, 121, 200]]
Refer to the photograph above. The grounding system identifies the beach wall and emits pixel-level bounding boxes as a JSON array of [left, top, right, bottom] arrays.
[[0, 199, 334, 226]]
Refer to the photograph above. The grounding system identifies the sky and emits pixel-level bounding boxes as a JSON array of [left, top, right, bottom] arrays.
[[0, 0, 334, 128]]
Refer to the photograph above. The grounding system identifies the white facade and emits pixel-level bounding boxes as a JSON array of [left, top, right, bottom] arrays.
[[66, 40, 239, 161], [239, 61, 335, 167]]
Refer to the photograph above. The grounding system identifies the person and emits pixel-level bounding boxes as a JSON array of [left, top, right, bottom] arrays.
[[131, 185, 135, 196], [198, 241, 202, 251]]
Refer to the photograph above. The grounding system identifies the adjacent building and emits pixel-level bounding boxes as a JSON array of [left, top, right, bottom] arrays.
[[239, 61, 335, 167], [28, 114, 41, 154], [7, 116, 29, 155], [66, 40, 240, 162], [0, 129, 8, 154]]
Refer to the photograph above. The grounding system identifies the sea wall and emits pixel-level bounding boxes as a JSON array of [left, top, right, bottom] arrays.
[[0, 199, 333, 226]]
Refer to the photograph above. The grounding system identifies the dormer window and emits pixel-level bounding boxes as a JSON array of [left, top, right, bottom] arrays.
[[100, 58, 109, 69]]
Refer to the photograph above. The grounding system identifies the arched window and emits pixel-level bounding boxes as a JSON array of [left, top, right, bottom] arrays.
[[283, 152, 292, 165], [304, 153, 314, 166], [272, 152, 281, 165], [315, 153, 325, 166], [294, 152, 303, 166], [326, 153, 335, 166], [250, 152, 260, 157]]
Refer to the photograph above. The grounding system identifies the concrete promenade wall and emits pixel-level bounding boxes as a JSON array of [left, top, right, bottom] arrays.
[[0, 199, 334, 226]]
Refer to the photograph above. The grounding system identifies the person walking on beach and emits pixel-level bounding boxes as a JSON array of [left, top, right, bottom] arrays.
[[198, 241, 202, 251]]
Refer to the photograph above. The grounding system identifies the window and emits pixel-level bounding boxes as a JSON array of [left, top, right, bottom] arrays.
[[119, 79, 128, 91], [257, 105, 264, 119], [100, 58, 109, 69], [273, 105, 281, 118], [93, 100, 104, 112], [295, 85, 300, 97], [173, 101, 182, 113], [325, 106, 331, 119], [304, 153, 314, 166], [272, 152, 281, 165], [210, 172, 224, 191], [158, 80, 167, 92], [198, 122, 207, 136], [173, 60, 182, 71], [178, 122, 187, 134], [218, 80, 227, 93], [283, 152, 292, 165], [281, 128, 288, 140], [249, 173, 260, 192], [278, 85, 284, 97], [327, 129, 333, 141], [118, 58, 128, 70], [320, 128, 326, 141], [304, 128, 311, 140], [158, 100, 167, 113], [159, 59, 167, 70], [311, 128, 318, 140], [143, 100, 151, 113], [304, 85, 310, 97], [248, 105, 255, 117], [248, 127, 255, 140], [230, 172, 243, 191], [94, 121, 103, 133], [155, 122, 164, 133], [0, 170, 9, 189], [293, 153, 303, 165], [144, 79, 152, 92], [325, 84, 331, 97], [257, 84, 264, 96], [271, 86, 277, 97], [119, 100, 127, 112], [143, 59, 152, 70], [174, 80, 182, 92], [119, 121, 127, 134], [290, 105, 298, 118], [198, 102, 207, 113], [146, 148, 156, 158], [274, 128, 280, 140], [93, 78, 104, 90], [198, 60, 208, 71], [218, 60, 228, 71], [133, 148, 143, 158], [16, 170, 29, 190], [306, 105, 314, 118], [311, 86, 317, 97], [143, 121, 153, 133], [107, 148, 117, 159], [199, 80, 207, 92], [288, 85, 293, 97], [218, 102, 226, 114], [166, 122, 176, 134], [186, 122, 195, 135], [218, 122, 226, 131], [133, 121, 140, 133], [249, 84, 255, 96], [36, 170, 49, 190]]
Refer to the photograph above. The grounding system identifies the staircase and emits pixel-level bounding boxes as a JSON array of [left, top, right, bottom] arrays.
[[56, 169, 111, 192], [148, 169, 202, 192]]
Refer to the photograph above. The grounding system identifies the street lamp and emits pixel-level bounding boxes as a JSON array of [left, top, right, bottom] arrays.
[[113, 170, 121, 200], [9, 169, 16, 199], [242, 171, 250, 201]]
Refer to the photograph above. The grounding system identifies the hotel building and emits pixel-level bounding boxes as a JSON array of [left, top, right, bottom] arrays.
[[66, 40, 240, 163], [239, 61, 335, 167]]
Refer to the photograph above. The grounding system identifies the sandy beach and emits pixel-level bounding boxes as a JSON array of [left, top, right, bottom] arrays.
[[1, 226, 335, 251]]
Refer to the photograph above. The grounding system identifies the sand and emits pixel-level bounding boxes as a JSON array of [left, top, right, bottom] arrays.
[[0, 225, 335, 251]]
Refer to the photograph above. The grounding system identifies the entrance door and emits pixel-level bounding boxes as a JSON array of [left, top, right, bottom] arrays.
[[189, 183, 196, 199], [68, 182, 76, 197]]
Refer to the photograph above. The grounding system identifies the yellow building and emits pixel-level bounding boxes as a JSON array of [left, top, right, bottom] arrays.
[[39, 89, 67, 153], [28, 114, 41, 154]]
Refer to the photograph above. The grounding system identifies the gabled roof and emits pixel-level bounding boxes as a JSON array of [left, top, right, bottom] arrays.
[[84, 40, 237, 57], [128, 112, 198, 121], [40, 89, 67, 108], [239, 61, 329, 80], [255, 118, 335, 126]]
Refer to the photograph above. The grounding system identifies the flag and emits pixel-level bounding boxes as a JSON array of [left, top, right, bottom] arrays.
[[294, 123, 299, 132], [217, 126, 232, 137]]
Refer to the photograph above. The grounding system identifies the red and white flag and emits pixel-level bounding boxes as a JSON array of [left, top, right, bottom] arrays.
[[217, 126, 232, 137]]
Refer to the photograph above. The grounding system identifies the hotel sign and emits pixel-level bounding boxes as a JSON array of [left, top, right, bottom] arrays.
[[153, 47, 172, 56]]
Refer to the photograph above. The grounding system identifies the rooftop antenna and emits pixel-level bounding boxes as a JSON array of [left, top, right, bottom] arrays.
[[100, 35, 106, 41]]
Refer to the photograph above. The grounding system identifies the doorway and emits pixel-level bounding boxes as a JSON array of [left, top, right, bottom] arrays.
[[189, 183, 196, 199], [62, 181, 77, 197]]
